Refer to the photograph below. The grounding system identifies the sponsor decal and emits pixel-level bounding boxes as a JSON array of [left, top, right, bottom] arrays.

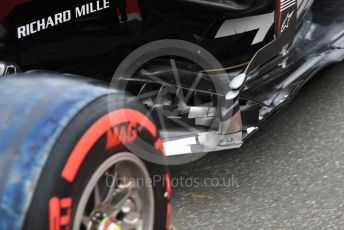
[[215, 12, 275, 45], [61, 109, 157, 183], [281, 11, 294, 32], [281, 0, 296, 12], [17, 0, 110, 39], [105, 122, 138, 150]]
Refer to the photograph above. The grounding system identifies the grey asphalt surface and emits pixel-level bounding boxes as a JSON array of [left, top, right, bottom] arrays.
[[169, 63, 344, 230]]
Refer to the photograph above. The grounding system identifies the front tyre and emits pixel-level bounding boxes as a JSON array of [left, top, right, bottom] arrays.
[[25, 94, 169, 230], [0, 75, 170, 230]]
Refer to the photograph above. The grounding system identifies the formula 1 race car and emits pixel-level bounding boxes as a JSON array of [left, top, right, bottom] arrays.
[[0, 0, 343, 229]]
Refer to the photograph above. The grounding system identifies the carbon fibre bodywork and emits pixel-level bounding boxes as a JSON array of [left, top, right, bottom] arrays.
[[0, 1, 344, 227], [0, 0, 341, 149], [243, 0, 344, 126], [0, 0, 276, 77], [0, 0, 341, 152]]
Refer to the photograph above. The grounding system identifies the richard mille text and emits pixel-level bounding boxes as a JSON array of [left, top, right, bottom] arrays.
[[17, 0, 110, 39]]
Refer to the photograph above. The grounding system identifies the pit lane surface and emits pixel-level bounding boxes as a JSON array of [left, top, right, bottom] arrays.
[[169, 63, 344, 229]]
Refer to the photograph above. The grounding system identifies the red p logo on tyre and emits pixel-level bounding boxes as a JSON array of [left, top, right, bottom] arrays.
[[49, 197, 72, 230]]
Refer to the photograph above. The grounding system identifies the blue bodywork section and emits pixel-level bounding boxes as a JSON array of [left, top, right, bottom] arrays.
[[0, 74, 113, 229]]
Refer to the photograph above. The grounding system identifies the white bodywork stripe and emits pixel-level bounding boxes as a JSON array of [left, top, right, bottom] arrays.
[[215, 12, 275, 45]]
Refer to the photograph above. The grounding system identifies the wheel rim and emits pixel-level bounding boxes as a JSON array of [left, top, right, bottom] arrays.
[[73, 152, 155, 230]]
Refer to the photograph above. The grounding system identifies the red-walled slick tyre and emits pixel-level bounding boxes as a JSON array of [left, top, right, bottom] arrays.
[[0, 75, 172, 230]]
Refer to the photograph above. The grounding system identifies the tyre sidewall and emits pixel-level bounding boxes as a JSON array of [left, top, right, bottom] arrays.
[[23, 95, 169, 230]]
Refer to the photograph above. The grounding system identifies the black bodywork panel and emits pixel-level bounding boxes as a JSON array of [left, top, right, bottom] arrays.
[[0, 0, 343, 141], [0, 0, 274, 79]]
